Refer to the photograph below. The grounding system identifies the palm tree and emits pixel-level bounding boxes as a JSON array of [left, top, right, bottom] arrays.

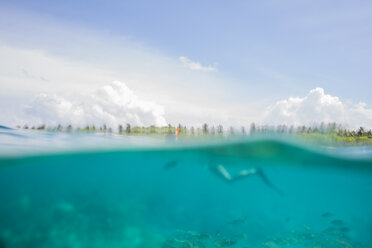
[[126, 124, 131, 134], [56, 124, 62, 131], [249, 123, 256, 135], [67, 125, 73, 132], [37, 125, 46, 130], [217, 125, 223, 135], [150, 125, 156, 134], [357, 127, 365, 136], [202, 123, 209, 135], [241, 126, 246, 135], [118, 125, 124, 134], [167, 124, 173, 134]]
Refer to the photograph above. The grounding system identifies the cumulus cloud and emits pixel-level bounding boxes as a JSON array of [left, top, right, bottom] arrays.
[[264, 88, 372, 129], [23, 81, 167, 128], [179, 56, 217, 72]]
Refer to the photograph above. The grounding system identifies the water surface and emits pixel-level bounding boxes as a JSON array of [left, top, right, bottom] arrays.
[[0, 128, 371, 247]]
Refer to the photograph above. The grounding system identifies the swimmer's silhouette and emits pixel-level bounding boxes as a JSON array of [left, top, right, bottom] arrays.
[[209, 164, 283, 195], [164, 161, 283, 195]]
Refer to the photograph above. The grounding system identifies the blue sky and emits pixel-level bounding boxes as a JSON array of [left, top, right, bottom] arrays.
[[0, 0, 372, 128]]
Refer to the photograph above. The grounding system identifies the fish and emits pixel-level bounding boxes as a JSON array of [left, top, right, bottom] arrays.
[[164, 160, 178, 170], [322, 212, 333, 218], [227, 217, 247, 226], [331, 219, 344, 226], [338, 227, 350, 233]]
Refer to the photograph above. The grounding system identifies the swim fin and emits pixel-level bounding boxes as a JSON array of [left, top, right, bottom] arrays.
[[256, 168, 284, 196]]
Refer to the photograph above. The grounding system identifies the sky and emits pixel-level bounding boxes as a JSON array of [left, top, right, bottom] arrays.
[[0, 0, 372, 129]]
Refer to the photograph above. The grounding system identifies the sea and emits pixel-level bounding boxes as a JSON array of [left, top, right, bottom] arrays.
[[0, 126, 371, 248]]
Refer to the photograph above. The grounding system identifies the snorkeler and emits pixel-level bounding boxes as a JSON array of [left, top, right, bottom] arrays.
[[164, 161, 283, 195], [208, 164, 257, 182], [208, 164, 283, 195]]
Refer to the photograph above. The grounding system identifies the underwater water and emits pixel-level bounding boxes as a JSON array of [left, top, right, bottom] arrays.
[[0, 128, 372, 248]]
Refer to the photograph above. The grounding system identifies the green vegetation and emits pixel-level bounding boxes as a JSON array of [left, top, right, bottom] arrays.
[[18, 122, 372, 145]]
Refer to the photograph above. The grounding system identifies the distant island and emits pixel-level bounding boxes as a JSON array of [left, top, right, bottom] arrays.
[[16, 122, 372, 146]]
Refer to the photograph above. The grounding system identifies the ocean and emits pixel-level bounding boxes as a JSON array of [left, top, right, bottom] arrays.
[[0, 127, 371, 247]]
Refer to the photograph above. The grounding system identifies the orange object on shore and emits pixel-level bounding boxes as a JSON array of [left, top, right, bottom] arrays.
[[176, 127, 180, 136]]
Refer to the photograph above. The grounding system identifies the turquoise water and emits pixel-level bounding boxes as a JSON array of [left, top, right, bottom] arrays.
[[0, 128, 372, 247]]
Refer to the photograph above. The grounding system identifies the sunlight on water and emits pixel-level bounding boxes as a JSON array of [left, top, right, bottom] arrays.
[[0, 129, 372, 248]]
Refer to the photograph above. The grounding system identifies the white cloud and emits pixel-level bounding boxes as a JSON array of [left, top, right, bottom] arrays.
[[264, 88, 372, 129], [179, 56, 217, 72], [23, 81, 167, 128], [0, 42, 248, 128], [0, 6, 241, 127]]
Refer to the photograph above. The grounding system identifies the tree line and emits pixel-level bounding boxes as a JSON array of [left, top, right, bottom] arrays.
[[18, 122, 372, 138]]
